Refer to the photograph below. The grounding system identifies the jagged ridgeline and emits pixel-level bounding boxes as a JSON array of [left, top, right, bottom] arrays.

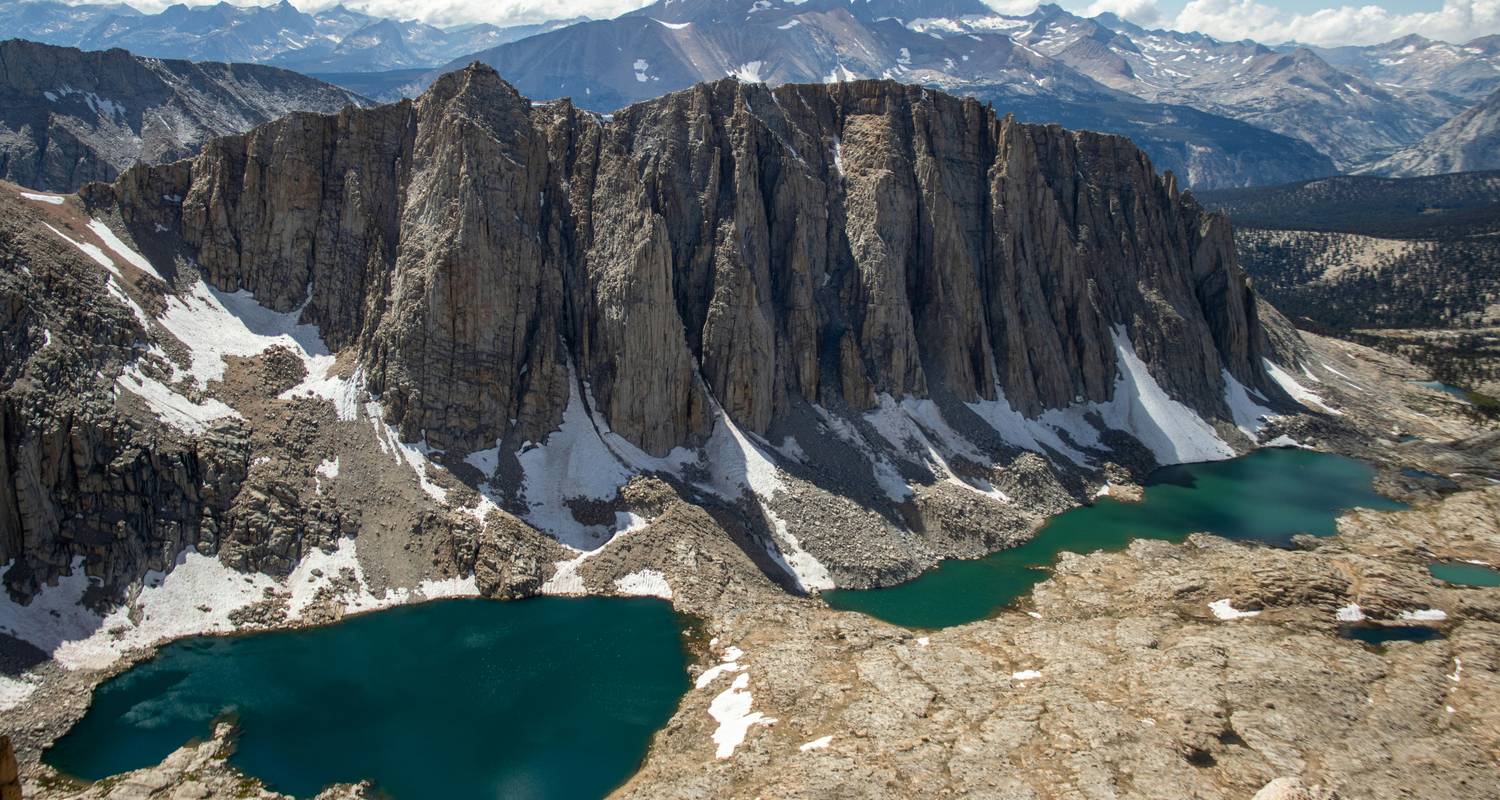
[[7, 65, 1303, 598], [98, 65, 1280, 451]]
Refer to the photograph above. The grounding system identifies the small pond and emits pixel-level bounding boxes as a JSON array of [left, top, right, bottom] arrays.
[[1429, 561, 1500, 588], [1340, 624, 1446, 646]]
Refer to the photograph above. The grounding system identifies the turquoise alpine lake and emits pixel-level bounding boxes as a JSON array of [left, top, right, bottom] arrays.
[[1429, 561, 1500, 587], [1409, 380, 1472, 403], [824, 449, 1404, 629], [45, 597, 691, 799]]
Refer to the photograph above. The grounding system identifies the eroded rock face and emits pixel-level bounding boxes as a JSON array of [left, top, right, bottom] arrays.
[[95, 66, 1280, 460], [0, 194, 249, 599]]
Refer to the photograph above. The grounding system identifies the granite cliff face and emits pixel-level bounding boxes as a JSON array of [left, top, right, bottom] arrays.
[[3, 65, 1301, 605], [101, 66, 1281, 455]]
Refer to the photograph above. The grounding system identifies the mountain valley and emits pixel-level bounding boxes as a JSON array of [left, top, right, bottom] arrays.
[[0, 1, 1497, 798]]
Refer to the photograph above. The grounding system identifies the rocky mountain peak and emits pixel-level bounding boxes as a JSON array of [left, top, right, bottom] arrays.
[[88, 70, 1281, 466]]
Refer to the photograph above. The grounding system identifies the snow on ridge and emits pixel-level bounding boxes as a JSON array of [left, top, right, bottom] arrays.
[[20, 191, 64, 205], [731, 60, 766, 82], [88, 219, 166, 282], [652, 17, 690, 29]]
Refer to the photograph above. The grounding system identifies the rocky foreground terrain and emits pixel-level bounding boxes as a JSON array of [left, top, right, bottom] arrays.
[[0, 67, 1496, 798], [5, 336, 1497, 799]]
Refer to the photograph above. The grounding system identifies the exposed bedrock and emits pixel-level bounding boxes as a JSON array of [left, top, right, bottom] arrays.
[[95, 66, 1284, 460]]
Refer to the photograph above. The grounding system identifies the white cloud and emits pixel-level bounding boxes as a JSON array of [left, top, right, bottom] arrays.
[[1084, 0, 1163, 26], [1174, 0, 1500, 46], [106, 0, 647, 26]]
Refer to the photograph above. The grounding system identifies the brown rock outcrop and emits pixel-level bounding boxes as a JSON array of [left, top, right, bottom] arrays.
[[94, 67, 1283, 460]]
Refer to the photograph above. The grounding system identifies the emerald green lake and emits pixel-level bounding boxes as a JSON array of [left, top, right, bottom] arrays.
[[1429, 561, 1500, 587], [824, 449, 1404, 629], [45, 597, 690, 799]]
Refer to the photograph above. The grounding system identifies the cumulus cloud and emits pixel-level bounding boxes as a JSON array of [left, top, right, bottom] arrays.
[[1174, 0, 1500, 46], [1083, 0, 1163, 27]]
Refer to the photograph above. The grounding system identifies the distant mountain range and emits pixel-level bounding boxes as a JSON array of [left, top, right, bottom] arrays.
[[437, 0, 1498, 182], [0, 0, 585, 72], [0, 39, 365, 191], [4, 0, 1499, 186], [1368, 88, 1500, 177]]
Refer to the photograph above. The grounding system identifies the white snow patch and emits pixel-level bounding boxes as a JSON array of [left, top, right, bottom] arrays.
[[777, 19, 801, 29], [366, 402, 448, 504], [55, 553, 277, 671], [1265, 359, 1341, 416], [286, 537, 405, 619], [541, 511, 653, 595], [1, 540, 481, 673], [916, 635, 930, 647], [865, 395, 1010, 503], [824, 64, 859, 83], [1397, 608, 1447, 622], [1010, 669, 1043, 681], [516, 378, 635, 548], [969, 390, 1093, 466], [730, 61, 766, 82], [1100, 329, 1233, 463], [799, 735, 833, 751], [1335, 603, 1366, 622], [709, 672, 775, 759], [316, 457, 340, 480], [696, 646, 746, 689], [0, 673, 39, 711], [1223, 370, 1275, 440], [115, 364, 240, 434], [614, 568, 673, 599], [652, 18, 691, 28], [814, 405, 910, 503], [416, 573, 480, 599], [1448, 657, 1462, 683], [88, 220, 166, 282], [20, 192, 64, 205], [1208, 599, 1260, 620], [633, 58, 651, 82], [1262, 434, 1306, 449], [42, 222, 150, 327]]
